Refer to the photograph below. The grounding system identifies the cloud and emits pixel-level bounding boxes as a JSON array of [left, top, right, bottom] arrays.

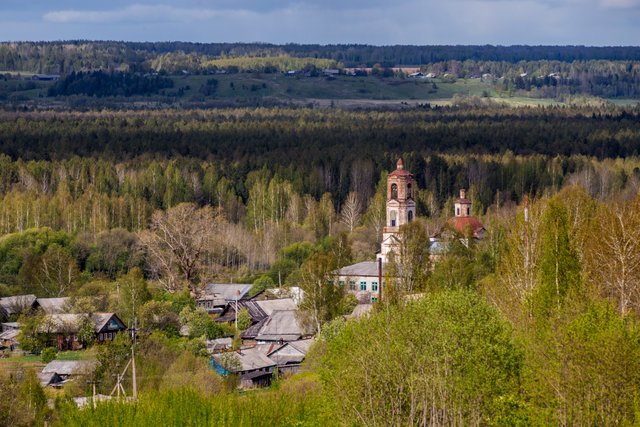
[[43, 4, 243, 24]]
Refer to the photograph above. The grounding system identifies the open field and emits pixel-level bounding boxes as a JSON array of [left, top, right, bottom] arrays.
[[1, 72, 638, 109]]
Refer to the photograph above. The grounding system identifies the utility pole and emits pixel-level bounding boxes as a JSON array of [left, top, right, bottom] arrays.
[[86, 379, 100, 408], [131, 317, 137, 400], [234, 291, 239, 331]]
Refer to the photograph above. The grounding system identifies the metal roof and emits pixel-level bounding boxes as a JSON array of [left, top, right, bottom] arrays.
[[0, 294, 37, 316], [255, 310, 304, 342], [254, 298, 297, 316], [338, 261, 381, 277], [203, 284, 252, 301], [36, 297, 70, 314], [42, 360, 98, 376]]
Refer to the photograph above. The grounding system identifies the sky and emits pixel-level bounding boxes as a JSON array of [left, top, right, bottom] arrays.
[[0, 0, 639, 45]]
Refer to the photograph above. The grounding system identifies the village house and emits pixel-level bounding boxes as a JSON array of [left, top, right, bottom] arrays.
[[0, 322, 19, 352], [39, 359, 98, 387], [196, 283, 252, 315], [211, 346, 277, 388], [0, 294, 38, 321], [265, 339, 314, 375], [39, 312, 127, 351], [216, 297, 308, 344]]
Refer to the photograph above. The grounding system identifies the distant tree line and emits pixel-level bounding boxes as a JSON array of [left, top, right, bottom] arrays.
[[47, 71, 174, 97], [3, 41, 640, 74]]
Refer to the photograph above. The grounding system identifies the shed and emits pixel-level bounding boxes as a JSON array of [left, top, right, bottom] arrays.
[[42, 360, 98, 379]]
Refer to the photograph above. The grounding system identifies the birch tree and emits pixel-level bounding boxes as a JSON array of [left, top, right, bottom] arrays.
[[139, 203, 220, 294], [339, 191, 362, 233]]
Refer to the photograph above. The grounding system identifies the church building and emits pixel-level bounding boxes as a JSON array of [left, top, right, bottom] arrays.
[[336, 159, 486, 304], [337, 159, 416, 303]]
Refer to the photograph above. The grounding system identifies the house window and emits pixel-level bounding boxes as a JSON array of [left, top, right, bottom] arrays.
[[391, 183, 398, 199], [371, 297, 378, 303], [339, 280, 344, 287], [99, 333, 103, 341], [408, 210, 413, 222], [349, 280, 356, 290], [360, 281, 367, 291], [372, 281, 378, 292]]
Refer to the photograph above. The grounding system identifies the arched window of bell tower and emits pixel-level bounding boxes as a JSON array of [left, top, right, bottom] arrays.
[[408, 210, 414, 222], [390, 210, 397, 227], [407, 183, 413, 199], [391, 183, 398, 200]]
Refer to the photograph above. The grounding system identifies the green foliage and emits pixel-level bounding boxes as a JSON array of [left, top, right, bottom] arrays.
[[296, 252, 350, 335], [320, 290, 523, 425], [535, 197, 582, 317], [0, 227, 72, 287], [139, 300, 180, 336], [236, 308, 252, 331], [115, 267, 151, 326], [524, 302, 640, 425], [179, 306, 223, 340], [77, 317, 97, 348], [54, 382, 330, 427], [0, 370, 50, 426], [48, 71, 174, 97], [249, 274, 274, 297], [41, 346, 57, 363], [17, 312, 48, 353]]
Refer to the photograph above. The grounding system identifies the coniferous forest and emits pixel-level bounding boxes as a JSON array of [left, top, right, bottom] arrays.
[[2, 44, 640, 427]]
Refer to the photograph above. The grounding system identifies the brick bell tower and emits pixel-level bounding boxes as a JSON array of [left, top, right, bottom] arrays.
[[378, 158, 416, 263]]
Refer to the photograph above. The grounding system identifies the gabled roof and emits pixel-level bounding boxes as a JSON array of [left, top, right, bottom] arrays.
[[213, 347, 276, 373], [38, 371, 63, 387], [241, 317, 268, 339], [40, 313, 85, 334], [200, 284, 252, 306], [255, 310, 304, 342], [267, 339, 314, 366], [254, 298, 297, 316], [42, 360, 98, 376], [39, 312, 125, 334], [216, 300, 267, 323], [0, 295, 37, 317], [91, 313, 126, 333], [0, 329, 19, 341], [36, 297, 70, 314]]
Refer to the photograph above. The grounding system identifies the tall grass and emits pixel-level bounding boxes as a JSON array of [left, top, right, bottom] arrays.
[[56, 374, 335, 427]]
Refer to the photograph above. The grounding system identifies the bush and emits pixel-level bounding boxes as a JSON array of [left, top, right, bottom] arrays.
[[41, 347, 57, 363], [320, 290, 523, 425]]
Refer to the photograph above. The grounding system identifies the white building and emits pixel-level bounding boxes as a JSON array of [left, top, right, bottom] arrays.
[[337, 159, 415, 303]]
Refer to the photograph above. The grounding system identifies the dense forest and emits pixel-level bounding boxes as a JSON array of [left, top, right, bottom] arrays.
[[46, 71, 174, 98], [1, 108, 640, 162], [2, 101, 640, 425], [3, 42, 640, 72]]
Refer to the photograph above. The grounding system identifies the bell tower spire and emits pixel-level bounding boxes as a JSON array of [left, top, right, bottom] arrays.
[[379, 158, 416, 263]]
